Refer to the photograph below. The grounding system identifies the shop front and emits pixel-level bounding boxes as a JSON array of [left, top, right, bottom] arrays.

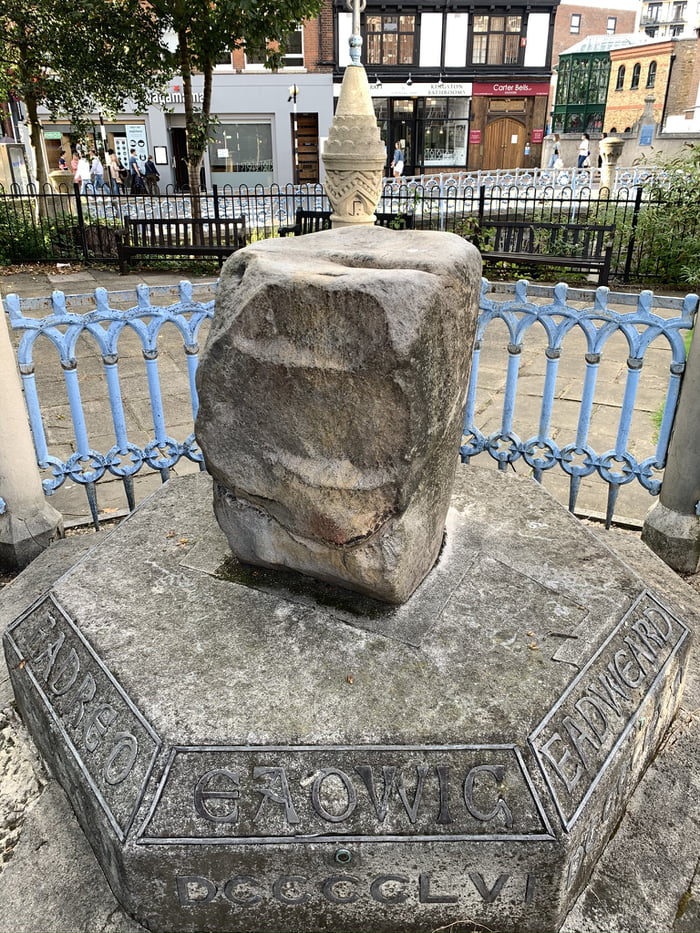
[[336, 80, 472, 178], [469, 81, 549, 170]]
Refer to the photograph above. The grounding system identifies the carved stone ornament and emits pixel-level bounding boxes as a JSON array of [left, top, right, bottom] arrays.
[[322, 65, 386, 227]]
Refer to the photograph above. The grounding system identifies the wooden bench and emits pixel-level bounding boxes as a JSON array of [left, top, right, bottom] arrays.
[[475, 220, 615, 285], [278, 209, 332, 236], [278, 208, 414, 236], [116, 215, 247, 273]]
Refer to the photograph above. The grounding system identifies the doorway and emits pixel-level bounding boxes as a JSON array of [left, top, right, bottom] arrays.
[[292, 113, 319, 184], [483, 117, 526, 170], [374, 98, 416, 177]]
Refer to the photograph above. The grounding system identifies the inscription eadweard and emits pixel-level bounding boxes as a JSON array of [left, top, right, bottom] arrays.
[[530, 590, 688, 830], [6, 594, 160, 840], [139, 745, 553, 844]]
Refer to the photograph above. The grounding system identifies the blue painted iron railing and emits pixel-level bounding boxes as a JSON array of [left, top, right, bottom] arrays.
[[4, 279, 698, 528], [462, 281, 698, 526]]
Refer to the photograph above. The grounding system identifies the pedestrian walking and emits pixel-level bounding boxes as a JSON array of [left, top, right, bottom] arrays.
[[129, 148, 146, 194], [547, 133, 560, 169], [89, 150, 108, 193], [75, 153, 91, 194], [143, 154, 160, 195], [577, 133, 590, 169], [391, 143, 404, 180]]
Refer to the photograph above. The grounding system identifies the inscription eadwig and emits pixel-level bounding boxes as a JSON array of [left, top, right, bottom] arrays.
[[138, 744, 553, 844], [6, 594, 160, 840], [529, 590, 688, 830]]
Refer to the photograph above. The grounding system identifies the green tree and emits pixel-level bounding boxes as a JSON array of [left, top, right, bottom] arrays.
[[0, 0, 169, 187], [149, 0, 323, 195]]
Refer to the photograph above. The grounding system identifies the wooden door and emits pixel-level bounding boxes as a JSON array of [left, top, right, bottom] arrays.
[[293, 113, 319, 185], [483, 118, 526, 170]]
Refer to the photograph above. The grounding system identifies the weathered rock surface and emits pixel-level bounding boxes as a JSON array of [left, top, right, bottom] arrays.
[[195, 225, 481, 604]]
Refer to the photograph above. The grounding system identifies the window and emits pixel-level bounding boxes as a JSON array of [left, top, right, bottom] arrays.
[[209, 123, 273, 185], [672, 1, 687, 20], [365, 15, 416, 66], [631, 62, 641, 88], [471, 14, 523, 65], [645, 25, 658, 35], [647, 2, 661, 20], [670, 23, 684, 34], [570, 13, 581, 33], [418, 97, 468, 167], [215, 49, 233, 68], [245, 27, 303, 68], [607, 17, 617, 34], [282, 27, 304, 67], [615, 64, 625, 90], [646, 60, 657, 87]]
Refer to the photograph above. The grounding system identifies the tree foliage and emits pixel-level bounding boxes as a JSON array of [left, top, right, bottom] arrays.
[[0, 0, 169, 185], [640, 144, 700, 287], [147, 0, 324, 192]]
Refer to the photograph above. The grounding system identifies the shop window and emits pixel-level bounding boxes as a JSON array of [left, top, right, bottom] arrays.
[[631, 63, 641, 89], [615, 65, 625, 90], [209, 123, 273, 186], [570, 14, 581, 33], [365, 15, 416, 66], [646, 60, 657, 88], [471, 13, 523, 66], [418, 97, 468, 168], [607, 17, 617, 34]]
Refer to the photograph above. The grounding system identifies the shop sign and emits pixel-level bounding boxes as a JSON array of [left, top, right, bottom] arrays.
[[44, 131, 63, 140], [343, 82, 473, 98], [469, 129, 482, 144], [473, 82, 550, 97], [531, 129, 544, 144]]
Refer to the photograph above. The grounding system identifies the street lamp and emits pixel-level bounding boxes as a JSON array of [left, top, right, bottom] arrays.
[[288, 84, 299, 185]]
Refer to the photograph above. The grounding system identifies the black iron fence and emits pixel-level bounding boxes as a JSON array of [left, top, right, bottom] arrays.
[[0, 180, 696, 285]]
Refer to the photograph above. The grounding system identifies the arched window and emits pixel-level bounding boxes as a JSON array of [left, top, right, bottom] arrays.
[[631, 62, 641, 89], [615, 65, 625, 90], [647, 60, 657, 88]]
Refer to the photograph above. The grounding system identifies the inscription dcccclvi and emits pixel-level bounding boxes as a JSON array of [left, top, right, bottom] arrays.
[[6, 594, 160, 840], [529, 590, 688, 829], [139, 745, 553, 844]]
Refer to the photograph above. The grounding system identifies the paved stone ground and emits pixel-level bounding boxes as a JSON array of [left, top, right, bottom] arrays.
[[0, 262, 698, 931]]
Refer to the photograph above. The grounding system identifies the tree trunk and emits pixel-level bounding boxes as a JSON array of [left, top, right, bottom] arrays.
[[25, 95, 49, 190]]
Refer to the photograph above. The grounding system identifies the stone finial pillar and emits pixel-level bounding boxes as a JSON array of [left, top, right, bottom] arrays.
[[0, 306, 63, 570], [642, 326, 700, 573], [599, 135, 624, 195], [322, 65, 386, 227]]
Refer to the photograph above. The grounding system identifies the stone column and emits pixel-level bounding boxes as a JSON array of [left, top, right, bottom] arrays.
[[599, 135, 624, 195], [0, 307, 63, 570], [642, 327, 700, 573]]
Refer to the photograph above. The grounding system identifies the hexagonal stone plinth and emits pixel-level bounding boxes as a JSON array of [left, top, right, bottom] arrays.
[[3, 469, 691, 932]]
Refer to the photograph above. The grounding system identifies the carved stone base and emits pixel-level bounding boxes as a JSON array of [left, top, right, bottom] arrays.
[[3, 469, 691, 932]]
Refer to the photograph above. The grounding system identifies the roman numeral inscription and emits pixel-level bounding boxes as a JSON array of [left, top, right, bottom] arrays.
[[6, 594, 160, 840], [529, 590, 688, 829], [138, 745, 553, 844]]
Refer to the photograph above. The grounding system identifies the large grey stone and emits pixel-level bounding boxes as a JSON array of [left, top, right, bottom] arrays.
[[2, 468, 693, 933], [195, 226, 481, 604]]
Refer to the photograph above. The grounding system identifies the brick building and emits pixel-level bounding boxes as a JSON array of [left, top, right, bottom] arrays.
[[551, 0, 638, 64], [333, 0, 561, 173]]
